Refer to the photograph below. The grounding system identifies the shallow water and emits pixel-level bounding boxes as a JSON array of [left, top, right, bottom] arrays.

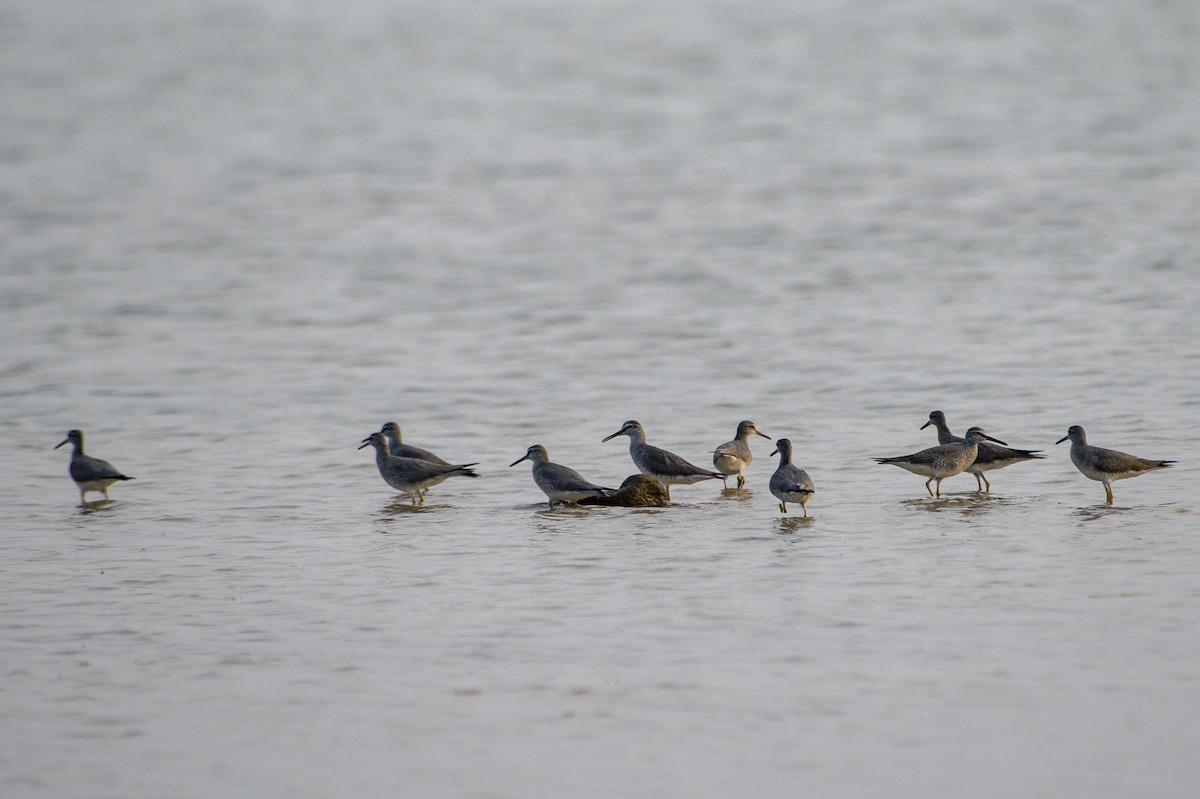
[[3, 0, 1199, 796]]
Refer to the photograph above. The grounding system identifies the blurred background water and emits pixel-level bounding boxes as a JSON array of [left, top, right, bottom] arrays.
[[2, 0, 1198, 796]]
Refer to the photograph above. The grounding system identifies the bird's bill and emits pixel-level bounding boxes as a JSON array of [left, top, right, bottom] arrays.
[[601, 430, 622, 442], [357, 438, 372, 450], [1055, 435, 1069, 445], [757, 431, 772, 440], [769, 446, 780, 457], [983, 433, 1007, 445], [919, 420, 932, 430], [54, 438, 69, 449], [508, 454, 529, 467]]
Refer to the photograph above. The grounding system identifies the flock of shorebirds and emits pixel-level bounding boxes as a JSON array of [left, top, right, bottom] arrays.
[[56, 411, 1175, 513]]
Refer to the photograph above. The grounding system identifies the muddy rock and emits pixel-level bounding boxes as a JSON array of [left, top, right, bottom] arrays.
[[578, 474, 670, 507]]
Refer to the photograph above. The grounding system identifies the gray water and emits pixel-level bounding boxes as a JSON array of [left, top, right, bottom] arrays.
[[3, 0, 1199, 796]]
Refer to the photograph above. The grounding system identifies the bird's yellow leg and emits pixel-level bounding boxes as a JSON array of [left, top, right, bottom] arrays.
[[924, 478, 935, 497]]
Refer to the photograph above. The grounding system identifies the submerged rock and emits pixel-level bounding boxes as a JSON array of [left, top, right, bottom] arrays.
[[578, 474, 670, 507]]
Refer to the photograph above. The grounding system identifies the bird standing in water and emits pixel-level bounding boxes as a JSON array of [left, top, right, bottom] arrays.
[[875, 428, 1006, 497], [55, 429, 135, 502], [358, 432, 478, 505], [1056, 425, 1173, 505], [768, 438, 815, 516], [712, 420, 771, 489], [602, 420, 722, 500], [920, 410, 1043, 492], [509, 444, 615, 508]]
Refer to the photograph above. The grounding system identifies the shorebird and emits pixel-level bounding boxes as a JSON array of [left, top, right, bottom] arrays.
[[54, 429, 135, 502], [875, 427, 1005, 497], [768, 438, 815, 515], [358, 432, 478, 505], [380, 421, 450, 501], [509, 444, 615, 508], [712, 420, 771, 488], [379, 422, 449, 464], [602, 420, 722, 499], [1056, 425, 1173, 505], [921, 410, 1044, 491]]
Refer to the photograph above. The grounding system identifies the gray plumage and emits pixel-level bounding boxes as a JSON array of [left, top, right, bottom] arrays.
[[509, 444, 615, 507], [380, 421, 450, 502], [921, 410, 1044, 491], [359, 432, 478, 505], [1056, 425, 1173, 505], [712, 420, 771, 489], [602, 420, 722, 499], [768, 438, 815, 516], [379, 421, 449, 465], [54, 429, 135, 502], [875, 428, 1004, 497]]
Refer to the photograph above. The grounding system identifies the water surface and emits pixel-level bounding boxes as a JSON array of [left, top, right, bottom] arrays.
[[2, 1, 1198, 796]]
